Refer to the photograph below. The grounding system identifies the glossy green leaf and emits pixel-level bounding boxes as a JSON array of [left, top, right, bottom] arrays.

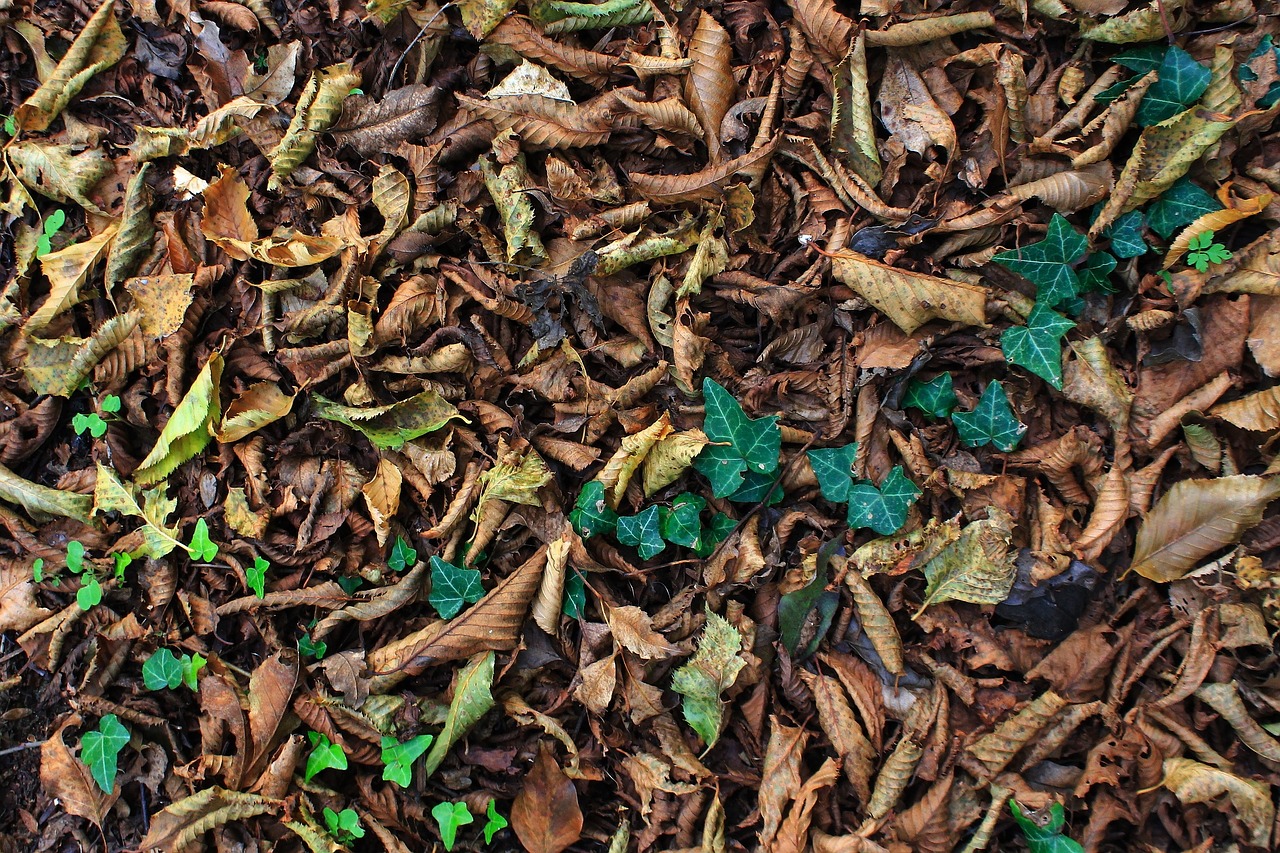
[[952, 381, 1027, 452], [1147, 178, 1221, 239], [1078, 252, 1118, 294], [807, 443, 859, 503], [1011, 802, 1085, 853], [1137, 46, 1211, 126], [694, 442, 749, 498], [660, 493, 705, 548], [142, 648, 183, 690], [388, 534, 418, 571], [187, 517, 217, 562], [182, 653, 205, 690], [569, 480, 617, 538], [424, 651, 494, 776], [247, 556, 268, 598], [562, 569, 586, 618], [727, 467, 783, 505], [904, 373, 958, 419], [298, 634, 327, 659], [1002, 303, 1075, 388], [671, 608, 746, 747], [700, 378, 779, 474], [381, 733, 434, 788], [429, 556, 484, 619], [483, 800, 508, 843], [992, 214, 1087, 309], [432, 801, 474, 852], [617, 504, 666, 559], [1105, 210, 1148, 258], [1115, 44, 1167, 75], [696, 512, 737, 558], [846, 466, 921, 535], [81, 714, 130, 793], [77, 575, 102, 610], [305, 731, 347, 781]]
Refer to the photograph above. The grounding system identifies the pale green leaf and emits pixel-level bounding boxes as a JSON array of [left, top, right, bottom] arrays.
[[135, 354, 223, 485], [423, 651, 495, 776], [671, 608, 746, 747]]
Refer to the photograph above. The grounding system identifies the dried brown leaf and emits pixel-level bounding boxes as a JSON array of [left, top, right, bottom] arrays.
[[512, 742, 583, 853]]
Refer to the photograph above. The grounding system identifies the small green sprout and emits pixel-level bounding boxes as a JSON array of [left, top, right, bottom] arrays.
[[142, 648, 206, 691], [246, 556, 269, 598], [36, 209, 66, 258], [72, 395, 121, 438], [32, 557, 44, 582], [322, 807, 365, 844], [432, 801, 474, 851], [1186, 230, 1232, 272], [483, 800, 508, 843], [389, 535, 417, 571]]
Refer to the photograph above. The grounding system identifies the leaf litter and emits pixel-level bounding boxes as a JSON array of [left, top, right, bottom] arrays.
[[2, 1, 1280, 852]]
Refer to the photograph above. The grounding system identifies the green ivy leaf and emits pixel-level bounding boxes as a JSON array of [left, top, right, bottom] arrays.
[[903, 373, 958, 419], [429, 556, 485, 619], [1114, 44, 1167, 75], [617, 505, 666, 559], [695, 513, 736, 558], [187, 518, 217, 562], [81, 714, 130, 793], [305, 731, 347, 782], [846, 466, 921, 535], [66, 540, 85, 573], [778, 563, 838, 660], [660, 493, 705, 548], [1077, 252, 1117, 294], [298, 634, 327, 659], [807, 443, 859, 503], [568, 480, 617, 538], [432, 801, 474, 852], [100, 394, 121, 414], [1001, 303, 1075, 388], [992, 214, 1087, 309], [727, 467, 783, 505], [1011, 801, 1085, 853], [1105, 210, 1148, 258], [700, 377, 779, 474], [142, 648, 183, 690], [1136, 46, 1211, 126], [247, 556, 268, 598], [388, 535, 418, 571], [77, 575, 102, 610], [1147, 178, 1221, 239], [181, 652, 206, 691], [563, 569, 586, 618], [336, 575, 362, 594], [323, 807, 365, 844], [381, 733, 435, 788], [483, 800, 508, 843], [113, 552, 131, 581], [694, 442, 749, 498], [952, 381, 1027, 452]]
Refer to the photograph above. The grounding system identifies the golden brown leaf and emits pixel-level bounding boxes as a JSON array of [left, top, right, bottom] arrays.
[[512, 742, 583, 853], [829, 250, 986, 334], [14, 0, 125, 133]]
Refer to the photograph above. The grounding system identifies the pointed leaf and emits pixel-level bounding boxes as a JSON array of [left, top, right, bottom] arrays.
[[902, 374, 958, 419], [1136, 47, 1211, 126], [660, 493, 705, 549], [700, 378, 780, 474], [1001, 303, 1075, 388], [846, 466, 921, 535], [135, 354, 223, 485], [511, 742, 583, 853], [569, 480, 617, 538], [381, 734, 434, 788], [952, 381, 1027, 452], [807, 443, 859, 503], [671, 608, 746, 747], [992, 214, 1087, 308], [429, 556, 485, 619], [915, 509, 1017, 616], [142, 648, 183, 690], [1146, 177, 1222, 239], [423, 651, 495, 776], [14, 0, 126, 133], [81, 714, 129, 793], [312, 388, 463, 450], [616, 505, 666, 559]]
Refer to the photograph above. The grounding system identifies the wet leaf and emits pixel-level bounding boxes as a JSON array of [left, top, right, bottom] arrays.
[[916, 508, 1017, 616], [1162, 757, 1274, 848]]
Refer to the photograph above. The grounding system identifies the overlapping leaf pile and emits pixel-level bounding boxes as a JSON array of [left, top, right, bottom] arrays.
[[2, 0, 1280, 851]]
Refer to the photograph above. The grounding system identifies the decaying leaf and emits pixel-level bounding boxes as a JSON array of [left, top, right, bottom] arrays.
[[1162, 757, 1274, 848], [830, 250, 986, 334], [915, 508, 1017, 617], [671, 608, 746, 747], [135, 354, 224, 485]]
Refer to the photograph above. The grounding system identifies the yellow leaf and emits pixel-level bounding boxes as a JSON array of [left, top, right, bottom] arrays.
[[830, 250, 987, 334], [1211, 385, 1280, 432], [1131, 475, 1280, 582], [22, 312, 139, 397], [362, 458, 403, 548], [135, 354, 224, 486], [14, 0, 126, 133], [598, 414, 674, 507], [125, 274, 195, 338], [217, 382, 296, 442], [914, 508, 1017, 617], [643, 429, 709, 496], [0, 461, 92, 523], [5, 141, 110, 214], [27, 224, 118, 333], [1162, 757, 1274, 848]]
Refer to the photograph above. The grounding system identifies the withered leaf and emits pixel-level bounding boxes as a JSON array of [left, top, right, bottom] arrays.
[[512, 742, 583, 853], [331, 84, 444, 156]]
